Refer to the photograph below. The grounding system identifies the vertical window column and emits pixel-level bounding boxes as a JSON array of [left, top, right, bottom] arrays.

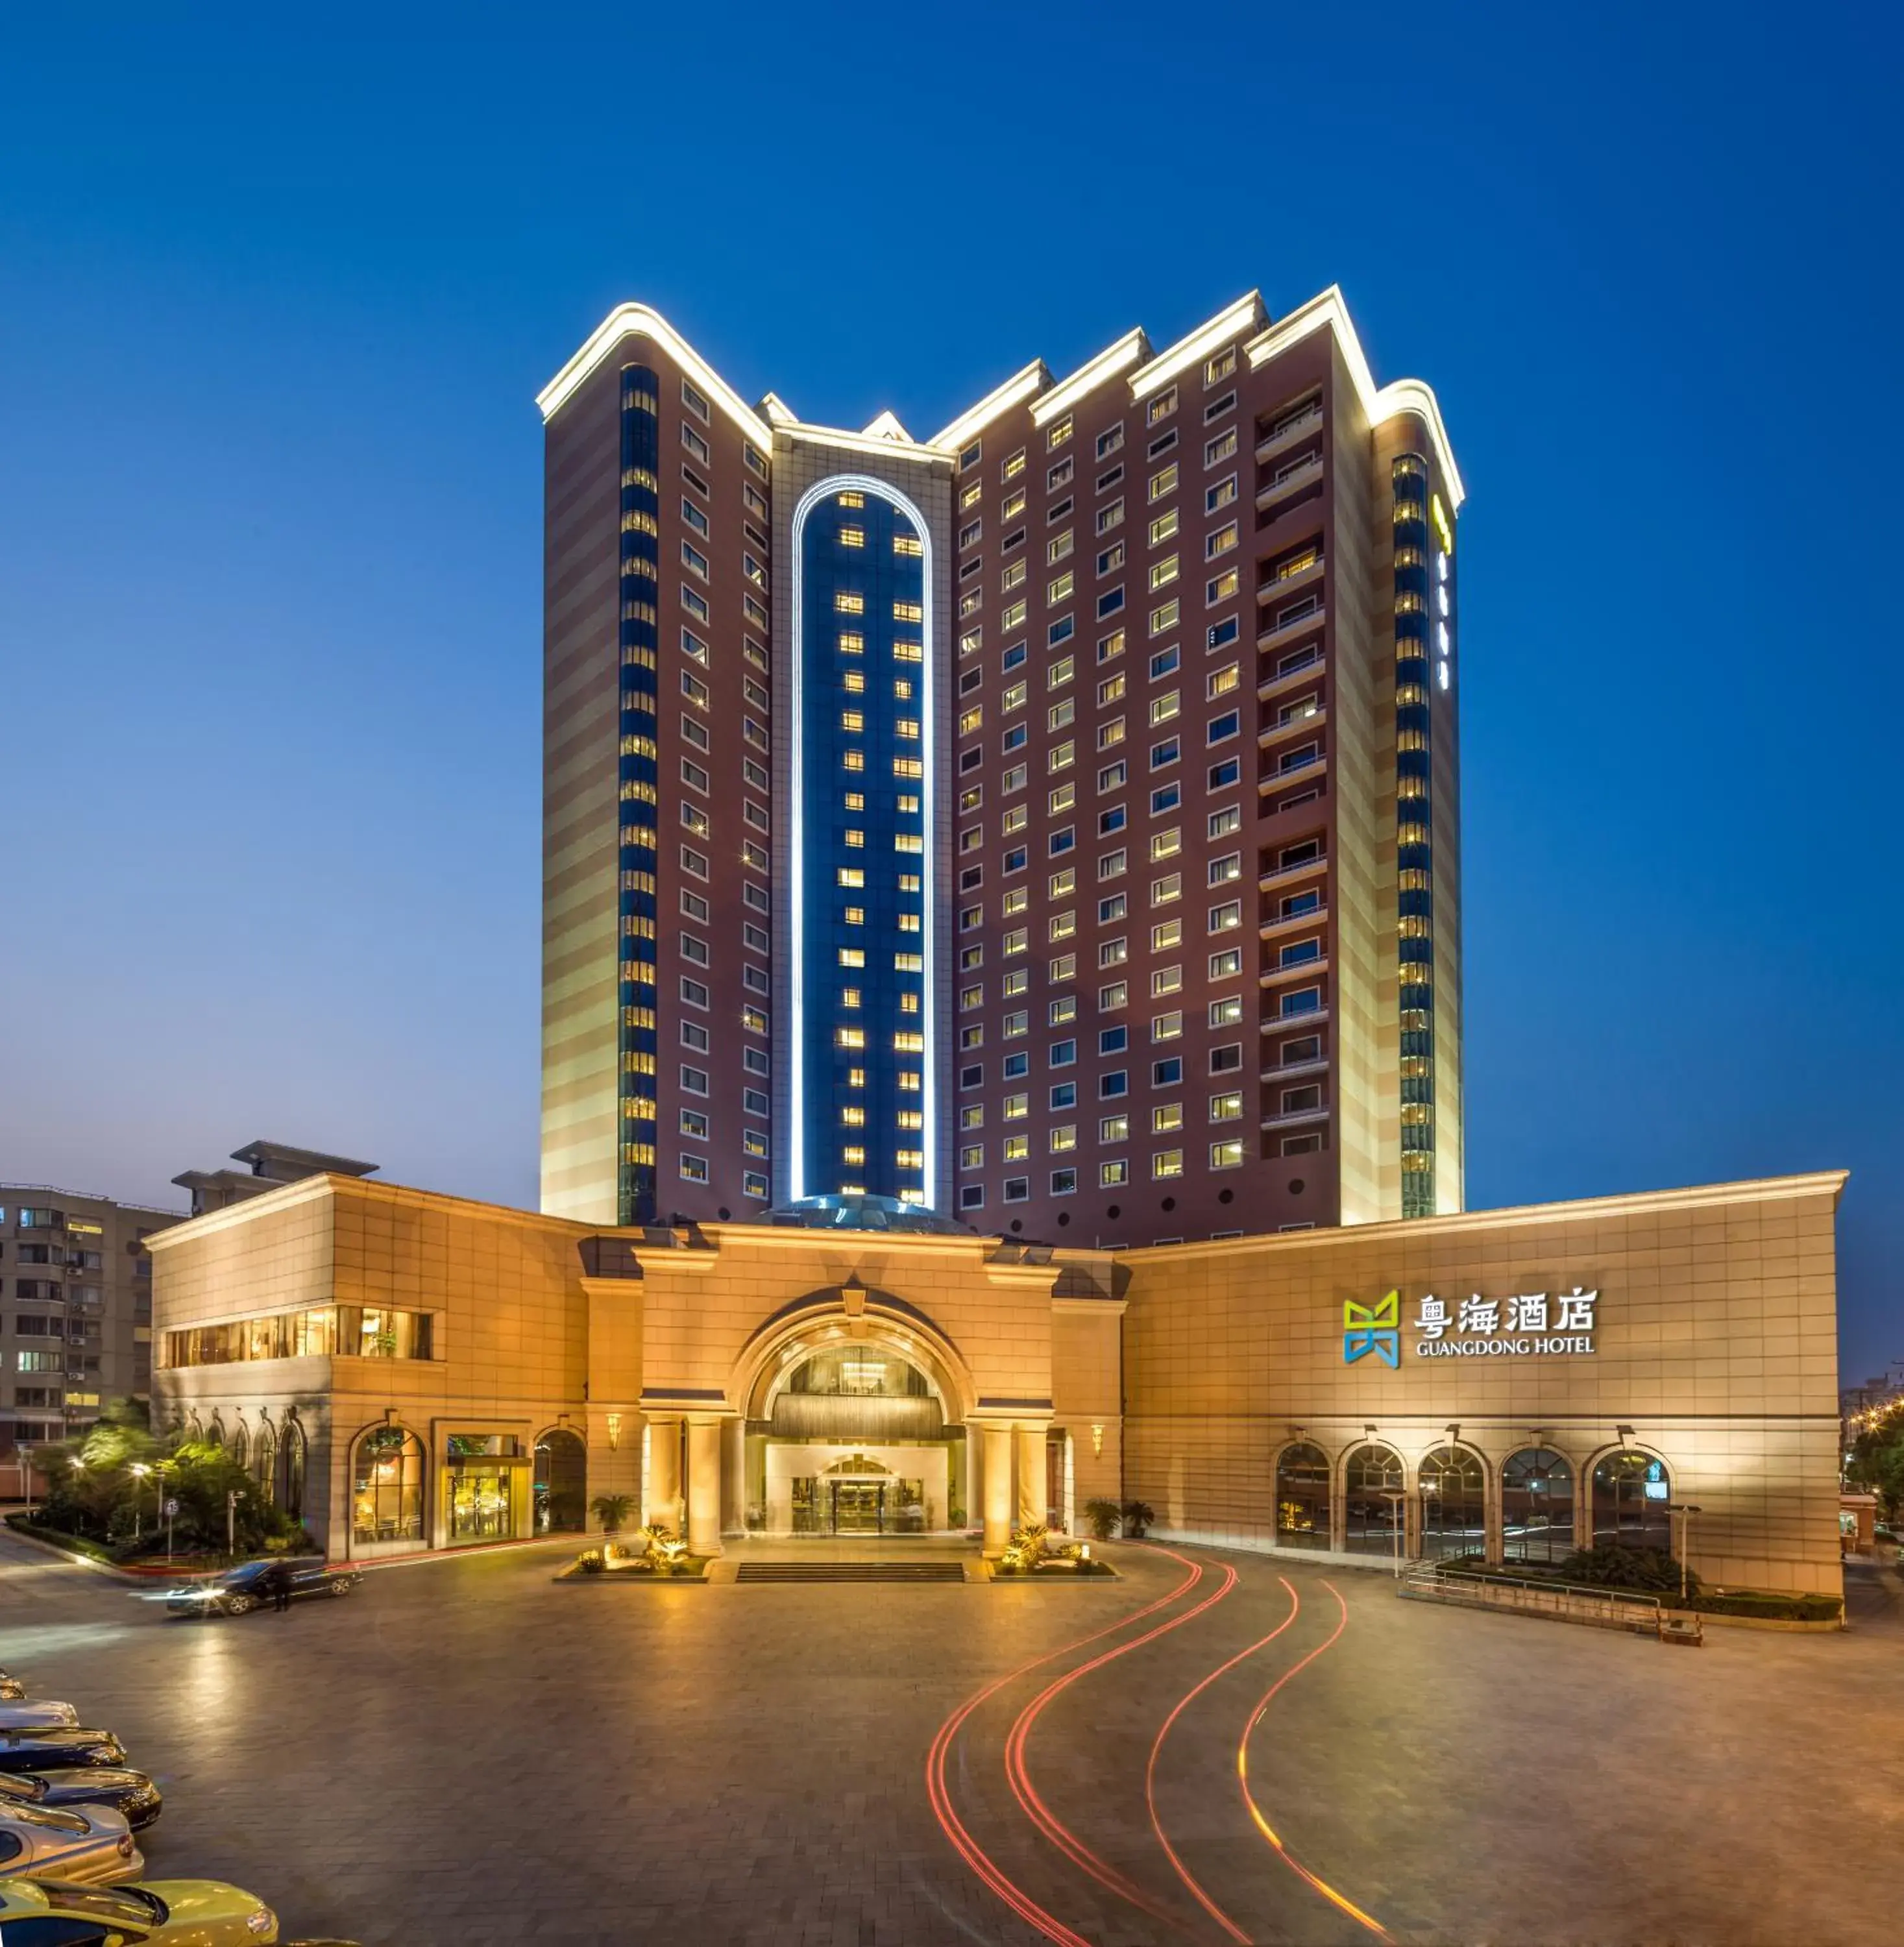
[[617, 365, 663, 1224], [1392, 453, 1435, 1218]]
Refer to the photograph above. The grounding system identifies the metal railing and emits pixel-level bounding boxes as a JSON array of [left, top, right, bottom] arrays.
[[1400, 1558, 1666, 1635]]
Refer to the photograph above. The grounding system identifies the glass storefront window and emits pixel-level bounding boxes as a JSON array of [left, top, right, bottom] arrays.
[[1342, 1443, 1405, 1554], [165, 1304, 433, 1368], [352, 1426, 424, 1544], [1275, 1441, 1331, 1549], [1417, 1445, 1485, 1560], [1591, 1451, 1672, 1551], [1502, 1447, 1574, 1563]]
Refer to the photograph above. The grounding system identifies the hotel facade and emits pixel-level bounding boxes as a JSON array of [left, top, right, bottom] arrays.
[[540, 289, 1462, 1249], [146, 1163, 1846, 1596], [141, 288, 1848, 1601]]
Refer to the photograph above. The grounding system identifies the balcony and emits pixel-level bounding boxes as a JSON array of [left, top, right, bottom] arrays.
[[1255, 451, 1324, 512], [1260, 952, 1330, 989], [1262, 1099, 1331, 1130], [1262, 1053, 1331, 1084], [1258, 850, 1327, 890], [1261, 1004, 1330, 1033], [1254, 404, 1324, 465], [1255, 556, 1324, 607], [1258, 748, 1328, 796], [1261, 901, 1328, 941], [1257, 646, 1325, 700], [1260, 702, 1326, 750]]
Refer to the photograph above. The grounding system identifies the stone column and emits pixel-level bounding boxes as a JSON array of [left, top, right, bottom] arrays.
[[1015, 1424, 1046, 1530], [981, 1423, 1014, 1558], [686, 1418, 724, 1558], [644, 1416, 681, 1533], [722, 1416, 746, 1538]]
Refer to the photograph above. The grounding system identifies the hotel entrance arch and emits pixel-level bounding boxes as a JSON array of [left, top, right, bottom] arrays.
[[1590, 1449, 1672, 1551], [730, 1283, 979, 1537]]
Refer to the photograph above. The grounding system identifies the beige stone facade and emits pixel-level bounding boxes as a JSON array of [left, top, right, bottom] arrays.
[[147, 1168, 1844, 1593]]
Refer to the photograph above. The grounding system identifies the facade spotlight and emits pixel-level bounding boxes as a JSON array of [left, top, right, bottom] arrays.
[[1616, 1423, 1636, 1445]]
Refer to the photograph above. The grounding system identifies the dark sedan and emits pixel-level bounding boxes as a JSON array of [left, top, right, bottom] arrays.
[[0, 1727, 127, 1772], [0, 1763, 163, 1830], [164, 1556, 360, 1619]]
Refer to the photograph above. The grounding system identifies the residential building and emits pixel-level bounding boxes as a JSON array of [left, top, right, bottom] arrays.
[[0, 1184, 182, 1472]]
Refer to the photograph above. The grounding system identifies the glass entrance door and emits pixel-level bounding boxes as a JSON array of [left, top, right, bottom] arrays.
[[831, 1482, 886, 1532]]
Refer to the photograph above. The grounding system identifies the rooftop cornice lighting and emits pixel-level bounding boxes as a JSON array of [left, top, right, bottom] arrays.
[[859, 408, 914, 443], [929, 358, 1050, 454], [537, 302, 772, 446], [1029, 328, 1151, 428], [1128, 292, 1265, 402], [758, 391, 799, 426], [1245, 286, 1466, 508], [779, 421, 949, 466]]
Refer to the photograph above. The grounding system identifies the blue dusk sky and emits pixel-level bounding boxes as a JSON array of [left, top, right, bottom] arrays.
[[1, 5, 1898, 1378]]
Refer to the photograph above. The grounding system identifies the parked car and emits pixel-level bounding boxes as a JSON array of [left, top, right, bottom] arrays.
[[164, 1558, 360, 1619], [0, 1729, 127, 1774], [0, 1765, 163, 1831], [0, 1876, 295, 1941], [0, 1702, 79, 1731], [0, 1672, 24, 1702], [0, 1801, 141, 1884]]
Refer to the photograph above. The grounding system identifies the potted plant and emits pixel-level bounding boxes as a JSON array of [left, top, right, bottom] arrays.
[[1082, 1497, 1122, 1541], [1119, 1499, 1154, 1538], [590, 1492, 635, 1537]]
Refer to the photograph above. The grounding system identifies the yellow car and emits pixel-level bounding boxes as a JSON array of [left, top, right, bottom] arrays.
[[0, 1874, 280, 1941]]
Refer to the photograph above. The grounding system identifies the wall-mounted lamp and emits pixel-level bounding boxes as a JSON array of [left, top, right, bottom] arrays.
[[1090, 1423, 1105, 1458], [383, 1406, 398, 1425], [605, 1412, 622, 1452], [1616, 1423, 1636, 1445], [1445, 1423, 1461, 1446], [1363, 1423, 1378, 1438]]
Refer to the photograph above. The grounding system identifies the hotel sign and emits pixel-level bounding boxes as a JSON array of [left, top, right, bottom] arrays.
[[1343, 1288, 1598, 1367]]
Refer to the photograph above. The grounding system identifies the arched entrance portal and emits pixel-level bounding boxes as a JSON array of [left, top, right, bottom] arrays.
[[534, 1428, 587, 1534], [764, 1348, 959, 1534]]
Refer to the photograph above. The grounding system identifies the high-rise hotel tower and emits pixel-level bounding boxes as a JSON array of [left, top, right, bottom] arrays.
[[539, 289, 1463, 1245]]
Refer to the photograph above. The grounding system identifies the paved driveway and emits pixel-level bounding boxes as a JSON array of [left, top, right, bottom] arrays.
[[2, 1529, 1898, 1945]]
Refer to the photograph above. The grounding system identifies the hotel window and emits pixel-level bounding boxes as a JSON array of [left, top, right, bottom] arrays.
[[1050, 1168, 1078, 1195], [1002, 447, 1026, 481], [1204, 347, 1236, 386], [1003, 487, 1028, 519], [744, 1172, 770, 1201], [1047, 456, 1074, 491], [1205, 476, 1238, 515], [681, 423, 710, 462], [1047, 413, 1073, 449], [1149, 689, 1181, 726], [1148, 463, 1178, 503], [1149, 828, 1181, 863], [681, 1064, 710, 1095], [1049, 995, 1078, 1026], [1097, 497, 1125, 537], [894, 533, 922, 557], [1204, 427, 1238, 467], [1002, 558, 1027, 594], [1152, 1149, 1183, 1179], [1149, 600, 1180, 637], [1210, 1140, 1247, 1169], [1099, 994, 1129, 1025], [1206, 521, 1238, 559], [1048, 530, 1075, 566], [1149, 555, 1179, 593], [1148, 509, 1179, 547], [1207, 663, 1240, 700], [1152, 1103, 1183, 1134], [1210, 1044, 1243, 1073], [1151, 1010, 1183, 1043], [1209, 947, 1243, 981], [680, 977, 709, 1009], [1209, 995, 1244, 1027], [679, 1108, 709, 1140], [835, 591, 864, 614], [1210, 1090, 1244, 1121], [1100, 1070, 1129, 1098], [1151, 966, 1182, 998], [1147, 385, 1177, 424], [1004, 1092, 1029, 1119], [1099, 1159, 1129, 1187], [1097, 424, 1125, 459], [1003, 1177, 1030, 1203], [1208, 900, 1243, 933], [1050, 1124, 1077, 1153], [1208, 709, 1240, 744], [959, 439, 983, 471]]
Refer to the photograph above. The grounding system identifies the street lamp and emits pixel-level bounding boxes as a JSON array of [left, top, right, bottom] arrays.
[[1667, 1502, 1703, 1602], [128, 1463, 152, 1541]]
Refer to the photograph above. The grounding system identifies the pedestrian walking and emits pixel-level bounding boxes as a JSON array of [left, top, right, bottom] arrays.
[[268, 1561, 293, 1613]]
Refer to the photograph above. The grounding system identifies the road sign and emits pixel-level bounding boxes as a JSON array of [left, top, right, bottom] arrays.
[[162, 1497, 179, 1518]]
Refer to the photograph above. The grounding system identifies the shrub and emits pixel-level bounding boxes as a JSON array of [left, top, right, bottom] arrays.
[[1081, 1498, 1121, 1541], [1119, 1499, 1155, 1539], [1557, 1542, 1698, 1597]]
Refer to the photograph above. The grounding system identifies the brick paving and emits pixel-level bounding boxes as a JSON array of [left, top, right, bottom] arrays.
[[2, 1528, 1899, 1945]]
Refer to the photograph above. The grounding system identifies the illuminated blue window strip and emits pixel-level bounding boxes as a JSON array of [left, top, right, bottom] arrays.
[[788, 474, 936, 1205]]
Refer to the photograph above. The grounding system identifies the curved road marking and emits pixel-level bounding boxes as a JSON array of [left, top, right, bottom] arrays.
[[1142, 1573, 1303, 1942], [925, 1549, 1206, 1946], [1236, 1578, 1393, 1942], [1001, 1547, 1239, 1931]]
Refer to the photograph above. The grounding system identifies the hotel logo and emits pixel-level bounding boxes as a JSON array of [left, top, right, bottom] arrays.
[[1342, 1290, 1401, 1367]]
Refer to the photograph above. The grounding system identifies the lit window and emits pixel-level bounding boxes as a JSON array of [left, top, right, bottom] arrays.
[[838, 526, 866, 548], [838, 491, 865, 507], [892, 601, 923, 622], [1149, 509, 1179, 547], [835, 593, 864, 614], [1152, 1149, 1184, 1179], [1206, 521, 1238, 559], [1148, 463, 1179, 503], [836, 868, 864, 888], [835, 1027, 865, 1049], [1210, 1140, 1247, 1169], [894, 533, 923, 557], [838, 631, 864, 654]]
